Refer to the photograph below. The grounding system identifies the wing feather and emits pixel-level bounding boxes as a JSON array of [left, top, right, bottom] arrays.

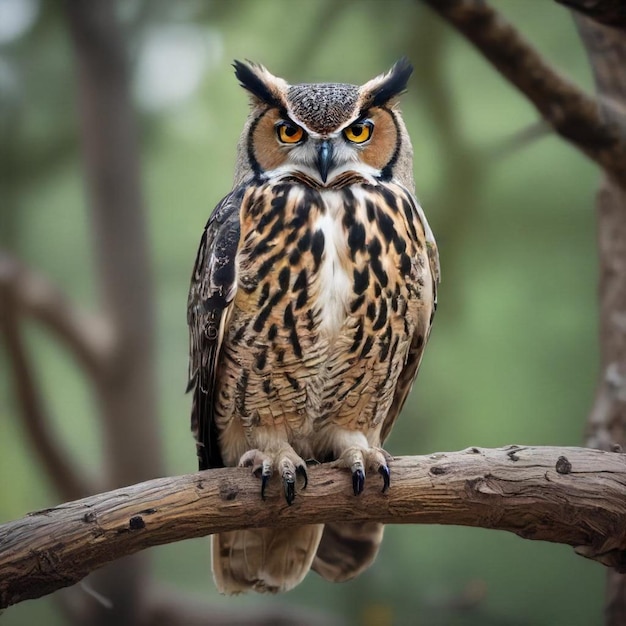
[[188, 188, 243, 470], [380, 194, 440, 443]]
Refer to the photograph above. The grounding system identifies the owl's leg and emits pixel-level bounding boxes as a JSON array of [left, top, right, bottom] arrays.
[[327, 431, 392, 495], [239, 445, 308, 505]]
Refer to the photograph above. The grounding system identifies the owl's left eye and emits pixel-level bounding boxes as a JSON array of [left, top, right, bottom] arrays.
[[276, 121, 305, 144], [344, 121, 373, 144]]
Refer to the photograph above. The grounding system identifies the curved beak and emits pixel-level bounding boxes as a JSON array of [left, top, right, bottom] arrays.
[[316, 140, 334, 184]]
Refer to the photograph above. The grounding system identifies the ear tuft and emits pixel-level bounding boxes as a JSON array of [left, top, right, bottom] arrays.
[[362, 57, 413, 108], [233, 60, 284, 108]]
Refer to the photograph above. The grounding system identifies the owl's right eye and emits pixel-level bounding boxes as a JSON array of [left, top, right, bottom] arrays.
[[276, 121, 305, 144]]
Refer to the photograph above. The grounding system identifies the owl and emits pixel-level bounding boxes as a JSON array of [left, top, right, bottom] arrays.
[[187, 58, 439, 594]]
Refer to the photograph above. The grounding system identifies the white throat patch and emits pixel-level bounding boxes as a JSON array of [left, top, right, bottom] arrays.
[[313, 191, 351, 337]]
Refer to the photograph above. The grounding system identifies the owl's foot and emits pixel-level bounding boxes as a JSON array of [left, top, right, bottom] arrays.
[[331, 446, 392, 495], [239, 447, 308, 505]]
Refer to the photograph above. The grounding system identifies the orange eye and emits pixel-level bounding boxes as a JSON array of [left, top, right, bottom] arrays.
[[344, 121, 373, 144], [277, 122, 305, 144]]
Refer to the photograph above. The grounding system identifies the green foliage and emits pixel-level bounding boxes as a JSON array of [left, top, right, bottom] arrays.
[[1, 1, 602, 624]]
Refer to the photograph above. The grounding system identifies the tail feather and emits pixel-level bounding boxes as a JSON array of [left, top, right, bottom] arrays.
[[212, 525, 324, 594], [312, 521, 385, 582]]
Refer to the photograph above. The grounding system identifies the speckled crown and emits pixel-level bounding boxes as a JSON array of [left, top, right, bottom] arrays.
[[287, 83, 359, 134]]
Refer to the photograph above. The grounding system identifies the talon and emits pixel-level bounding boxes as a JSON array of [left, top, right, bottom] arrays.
[[261, 460, 272, 500], [296, 464, 308, 490], [352, 468, 365, 496], [261, 473, 270, 500], [284, 475, 296, 505], [379, 465, 390, 493], [238, 447, 306, 503]]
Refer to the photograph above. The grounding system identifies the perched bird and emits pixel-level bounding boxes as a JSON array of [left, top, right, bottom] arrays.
[[187, 58, 439, 594]]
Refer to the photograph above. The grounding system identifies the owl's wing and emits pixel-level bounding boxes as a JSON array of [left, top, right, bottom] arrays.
[[187, 188, 242, 470], [380, 195, 440, 443]]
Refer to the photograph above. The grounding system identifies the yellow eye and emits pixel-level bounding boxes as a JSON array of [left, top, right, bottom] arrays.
[[277, 122, 305, 144], [344, 121, 373, 144]]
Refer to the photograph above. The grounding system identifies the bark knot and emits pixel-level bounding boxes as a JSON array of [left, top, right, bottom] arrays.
[[128, 516, 145, 530], [556, 456, 572, 474]]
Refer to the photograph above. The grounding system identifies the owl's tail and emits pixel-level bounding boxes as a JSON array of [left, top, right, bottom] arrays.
[[212, 525, 324, 594], [312, 521, 385, 582]]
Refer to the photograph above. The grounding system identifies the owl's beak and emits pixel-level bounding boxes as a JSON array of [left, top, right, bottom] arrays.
[[316, 140, 334, 184]]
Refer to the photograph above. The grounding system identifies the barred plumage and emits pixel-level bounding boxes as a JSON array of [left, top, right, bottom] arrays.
[[187, 58, 439, 594]]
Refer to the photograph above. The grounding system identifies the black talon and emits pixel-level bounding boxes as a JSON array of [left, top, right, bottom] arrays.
[[261, 474, 270, 500], [261, 472, 271, 500], [284, 476, 296, 505], [379, 465, 390, 493], [352, 468, 365, 496], [296, 465, 308, 490]]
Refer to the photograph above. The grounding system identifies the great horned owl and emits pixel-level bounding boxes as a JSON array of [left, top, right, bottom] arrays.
[[187, 58, 439, 594]]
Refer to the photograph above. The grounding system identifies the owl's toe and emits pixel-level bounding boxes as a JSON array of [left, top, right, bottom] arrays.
[[352, 467, 365, 495], [239, 446, 307, 504], [261, 461, 272, 500], [297, 463, 308, 489], [378, 463, 390, 493], [283, 472, 296, 505], [278, 455, 309, 505], [333, 446, 392, 495]]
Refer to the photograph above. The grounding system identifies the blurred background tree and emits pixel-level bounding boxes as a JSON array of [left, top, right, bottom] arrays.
[[1, 0, 618, 624]]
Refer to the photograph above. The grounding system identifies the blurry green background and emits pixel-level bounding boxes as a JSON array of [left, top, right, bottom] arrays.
[[0, 0, 602, 624]]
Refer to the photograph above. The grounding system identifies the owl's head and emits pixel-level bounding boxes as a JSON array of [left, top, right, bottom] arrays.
[[232, 59, 415, 190]]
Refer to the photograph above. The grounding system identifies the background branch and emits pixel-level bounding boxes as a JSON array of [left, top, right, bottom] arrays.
[[572, 11, 626, 625], [0, 307, 94, 501], [556, 0, 626, 29], [2, 446, 625, 609], [0, 270, 98, 501], [62, 1, 163, 623], [0, 252, 113, 380], [140, 584, 344, 626], [419, 0, 626, 185], [64, 0, 162, 490]]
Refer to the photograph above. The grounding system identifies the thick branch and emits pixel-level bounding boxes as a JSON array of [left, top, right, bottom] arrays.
[[1, 446, 625, 609], [420, 0, 626, 185]]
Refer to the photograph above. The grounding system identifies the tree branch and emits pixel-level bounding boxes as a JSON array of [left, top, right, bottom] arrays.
[[555, 0, 626, 30], [419, 0, 626, 185], [573, 12, 626, 625], [0, 252, 113, 380], [0, 270, 99, 501], [1, 446, 625, 609], [65, 0, 163, 488]]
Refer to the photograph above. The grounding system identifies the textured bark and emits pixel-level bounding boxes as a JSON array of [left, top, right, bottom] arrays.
[[2, 446, 626, 609], [574, 13, 626, 626]]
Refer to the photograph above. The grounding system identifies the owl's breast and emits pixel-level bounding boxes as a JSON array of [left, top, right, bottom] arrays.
[[310, 191, 353, 338], [214, 180, 432, 449]]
